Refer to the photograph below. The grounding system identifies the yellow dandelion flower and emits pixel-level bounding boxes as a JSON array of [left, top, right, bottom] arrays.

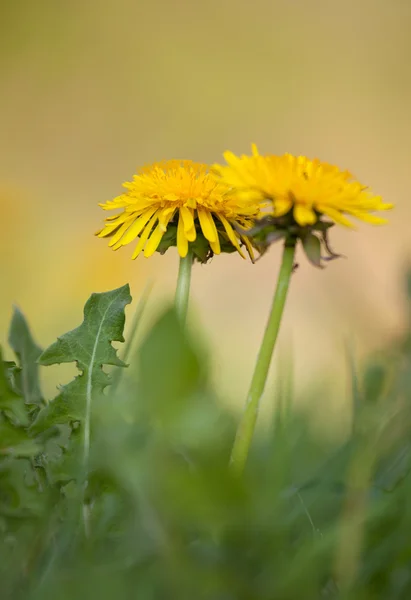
[[96, 160, 260, 262], [213, 144, 393, 228]]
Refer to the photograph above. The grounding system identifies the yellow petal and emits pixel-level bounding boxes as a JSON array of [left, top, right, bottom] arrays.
[[186, 198, 197, 209], [163, 193, 179, 201], [272, 199, 292, 217], [348, 210, 389, 225], [177, 212, 188, 257], [222, 150, 241, 167], [105, 213, 123, 221], [119, 207, 158, 247], [209, 236, 221, 254], [96, 211, 131, 237], [218, 215, 245, 257], [143, 224, 165, 257], [197, 208, 218, 242], [241, 234, 255, 261], [379, 202, 394, 211], [108, 215, 136, 247], [158, 206, 176, 231], [99, 195, 128, 210], [131, 214, 158, 259], [251, 143, 259, 157], [185, 225, 196, 242], [316, 205, 356, 228], [293, 204, 316, 226], [180, 206, 194, 233]]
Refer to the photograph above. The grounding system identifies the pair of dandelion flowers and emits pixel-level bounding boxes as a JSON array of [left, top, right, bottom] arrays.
[[96, 145, 393, 266]]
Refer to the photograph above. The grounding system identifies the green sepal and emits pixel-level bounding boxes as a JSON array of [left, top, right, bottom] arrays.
[[155, 219, 249, 263], [157, 225, 177, 255], [190, 231, 211, 263], [301, 233, 323, 269]]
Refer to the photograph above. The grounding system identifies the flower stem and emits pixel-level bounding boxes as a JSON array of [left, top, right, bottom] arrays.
[[175, 250, 193, 325], [230, 240, 297, 474]]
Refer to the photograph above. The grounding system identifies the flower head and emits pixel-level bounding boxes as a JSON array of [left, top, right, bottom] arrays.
[[213, 144, 393, 228], [96, 160, 260, 262], [212, 145, 393, 266]]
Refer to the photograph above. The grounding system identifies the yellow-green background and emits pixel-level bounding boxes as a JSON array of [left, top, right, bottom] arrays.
[[1, 0, 410, 431]]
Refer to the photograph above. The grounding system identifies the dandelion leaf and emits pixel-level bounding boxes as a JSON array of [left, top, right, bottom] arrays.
[[0, 349, 29, 427], [0, 414, 40, 458], [30, 285, 131, 434], [139, 307, 202, 420], [8, 306, 44, 407]]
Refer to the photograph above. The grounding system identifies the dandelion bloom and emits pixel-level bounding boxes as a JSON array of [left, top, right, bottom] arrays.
[[96, 160, 260, 261], [212, 145, 393, 228]]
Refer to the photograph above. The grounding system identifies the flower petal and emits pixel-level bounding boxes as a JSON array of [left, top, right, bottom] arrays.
[[131, 214, 158, 259], [218, 214, 245, 257], [144, 224, 165, 257], [209, 236, 221, 254], [348, 210, 389, 225], [272, 199, 292, 217], [197, 208, 218, 242], [316, 205, 356, 228], [185, 225, 196, 242], [241, 234, 255, 261], [293, 204, 316, 226], [118, 207, 158, 247], [108, 215, 136, 247], [180, 206, 195, 233], [158, 206, 176, 231], [96, 211, 132, 237], [177, 212, 189, 257]]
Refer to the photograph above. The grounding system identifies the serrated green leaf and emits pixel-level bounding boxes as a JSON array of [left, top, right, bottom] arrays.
[[0, 350, 29, 427], [8, 307, 43, 407], [3, 360, 22, 392], [0, 415, 40, 458], [30, 285, 132, 435], [0, 458, 44, 518]]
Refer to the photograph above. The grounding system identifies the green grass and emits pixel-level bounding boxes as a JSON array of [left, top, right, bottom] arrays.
[[1, 276, 411, 600]]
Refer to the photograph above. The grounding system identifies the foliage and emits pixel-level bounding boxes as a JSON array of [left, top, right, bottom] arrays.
[[1, 279, 411, 599]]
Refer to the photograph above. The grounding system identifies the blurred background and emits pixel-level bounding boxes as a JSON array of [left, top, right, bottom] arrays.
[[1, 0, 410, 433]]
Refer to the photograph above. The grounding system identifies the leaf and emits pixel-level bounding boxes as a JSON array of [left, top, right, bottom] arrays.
[[301, 233, 323, 268], [3, 360, 22, 392], [139, 307, 202, 422], [0, 415, 40, 458], [0, 350, 29, 427], [8, 306, 43, 407], [30, 285, 132, 434], [363, 362, 386, 404], [0, 458, 44, 518]]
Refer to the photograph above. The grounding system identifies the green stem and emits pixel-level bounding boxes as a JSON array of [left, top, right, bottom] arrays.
[[175, 250, 193, 325], [230, 240, 297, 474]]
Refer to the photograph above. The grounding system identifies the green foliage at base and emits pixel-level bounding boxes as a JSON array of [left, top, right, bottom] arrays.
[[1, 281, 411, 599]]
